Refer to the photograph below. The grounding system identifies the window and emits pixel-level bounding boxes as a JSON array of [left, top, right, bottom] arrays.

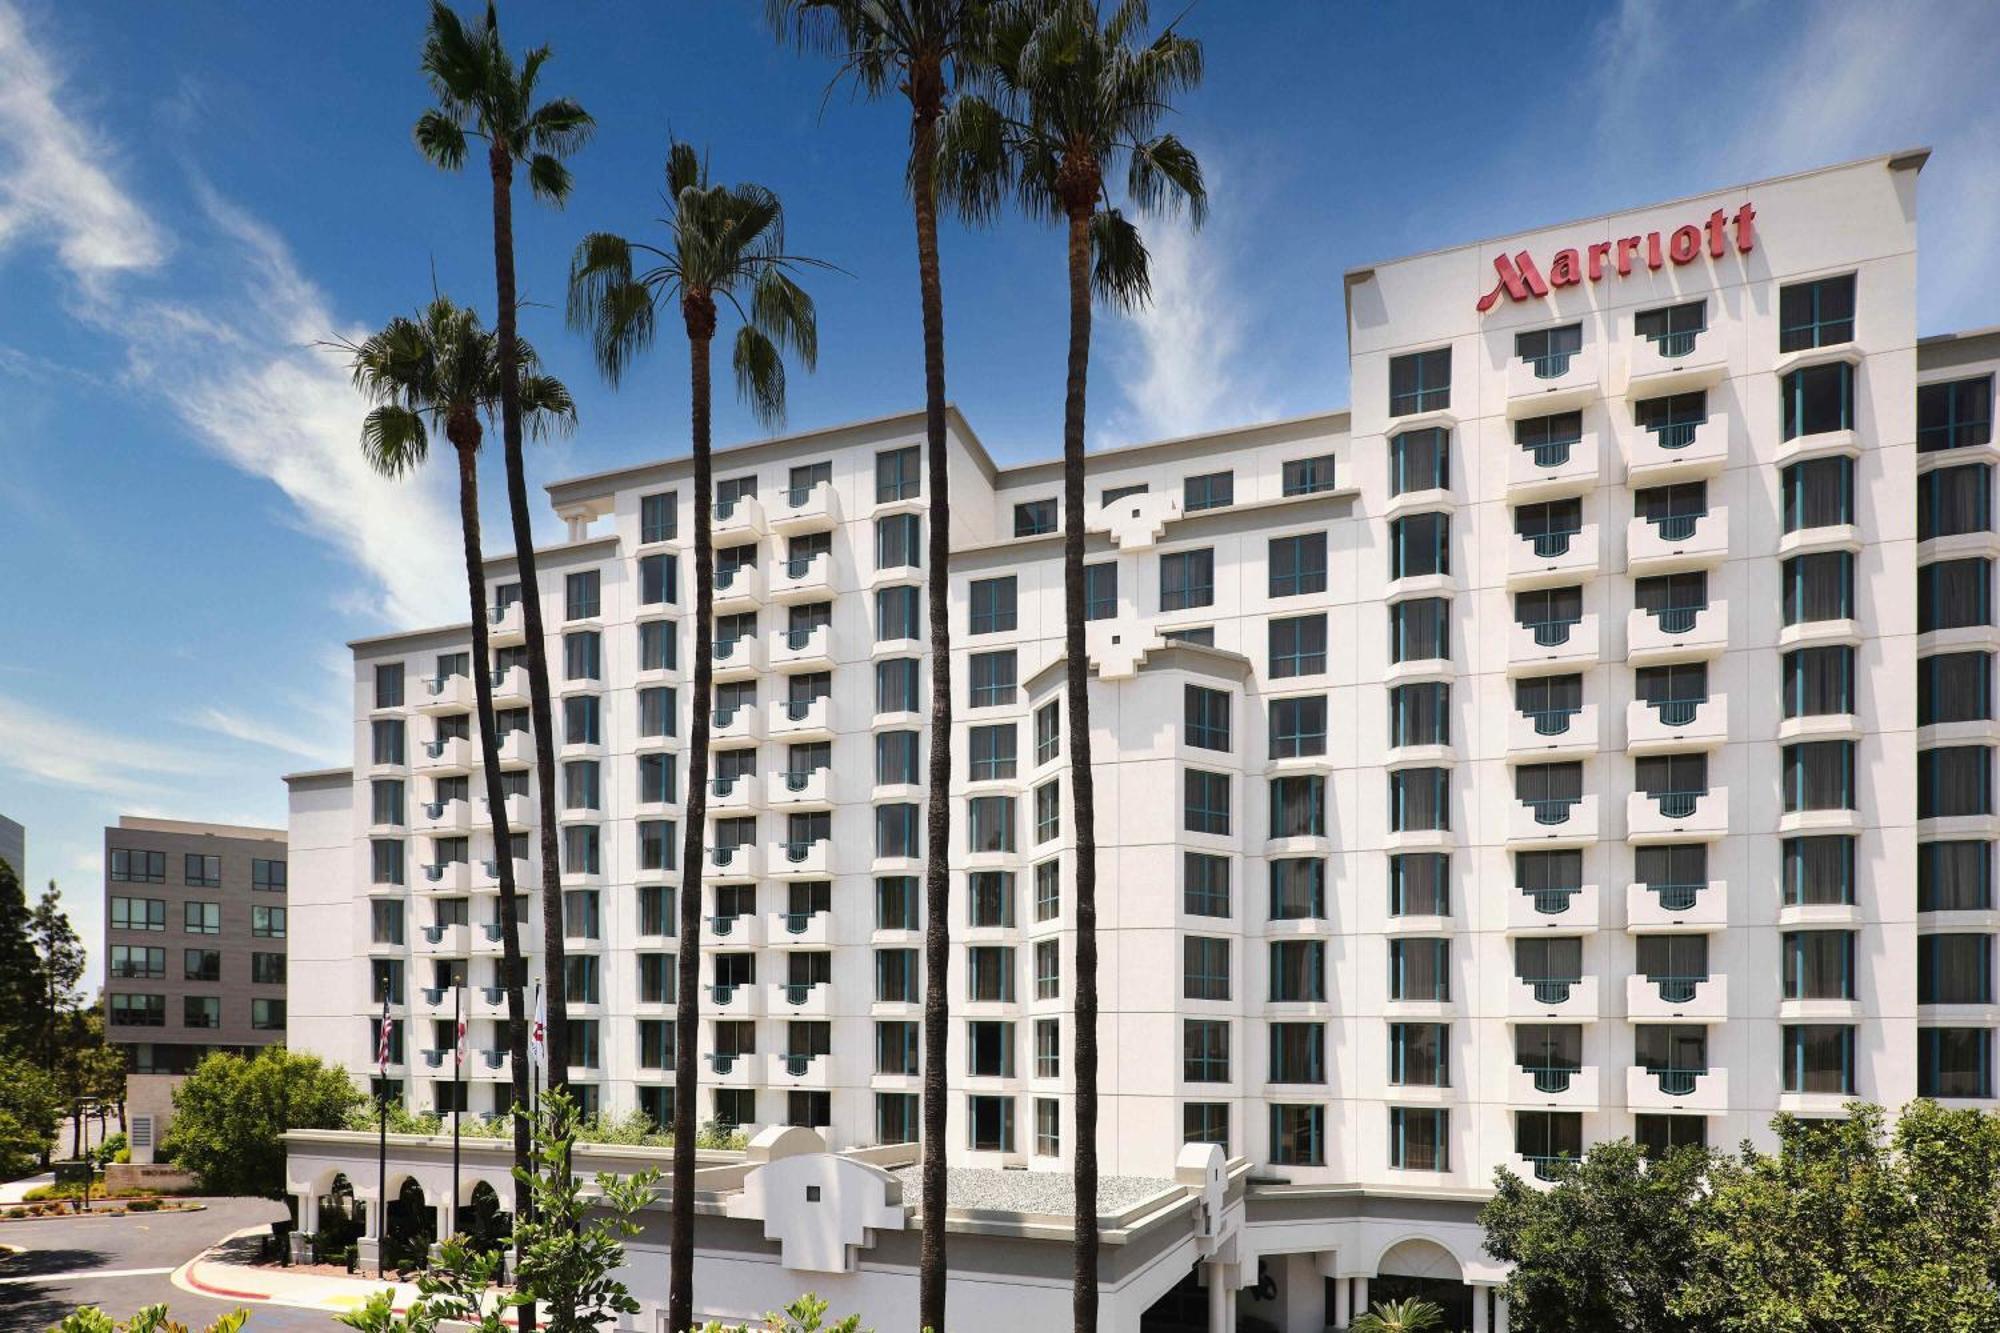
[[179, 853, 220, 888], [1160, 548, 1215, 611], [563, 694, 602, 746], [1390, 512, 1449, 579], [110, 946, 165, 979], [876, 731, 919, 786], [638, 820, 676, 873], [1389, 348, 1451, 416], [1389, 1022, 1449, 1087], [968, 651, 1017, 708], [876, 804, 920, 859], [875, 512, 922, 569], [1388, 682, 1449, 748], [1282, 455, 1337, 496], [1015, 499, 1057, 536], [252, 952, 286, 985], [1920, 463, 1993, 542], [1270, 775, 1326, 839], [1636, 482, 1708, 541], [638, 621, 678, 674], [563, 825, 601, 875], [968, 1095, 1014, 1152], [1389, 427, 1448, 495], [1270, 859, 1325, 919], [1919, 377, 1994, 453], [1517, 411, 1583, 468], [876, 876, 919, 931], [1781, 456, 1854, 532], [1784, 836, 1856, 907], [564, 570, 600, 620], [1515, 499, 1584, 560], [371, 779, 406, 828], [374, 662, 406, 709], [1184, 936, 1230, 1001], [640, 490, 677, 543], [968, 796, 1016, 853], [1389, 1107, 1449, 1171], [1390, 854, 1449, 916], [969, 724, 1018, 781], [967, 1021, 1014, 1078], [1635, 394, 1709, 453], [1785, 645, 1856, 719], [371, 840, 405, 886], [1184, 770, 1230, 836], [251, 858, 286, 892], [1165, 626, 1214, 646], [1270, 940, 1325, 1002], [1185, 470, 1233, 511], [183, 996, 220, 1030], [1184, 852, 1229, 917], [1390, 768, 1449, 832], [1034, 780, 1060, 843], [1517, 584, 1584, 644], [876, 659, 920, 715], [1034, 860, 1061, 921], [634, 687, 676, 742], [1268, 533, 1327, 597], [969, 577, 1018, 634], [1102, 483, 1149, 506], [1783, 551, 1855, 625], [110, 849, 167, 884], [1781, 362, 1854, 440], [1034, 701, 1060, 765], [1084, 561, 1117, 620], [1270, 1104, 1324, 1164], [110, 896, 166, 932], [1269, 614, 1328, 678], [876, 445, 920, 502], [1920, 746, 1992, 819], [563, 760, 601, 811], [1185, 685, 1231, 751], [184, 901, 220, 935], [109, 994, 165, 1028], [1636, 752, 1710, 814], [1035, 939, 1059, 999], [1778, 273, 1855, 351], [787, 460, 831, 505], [638, 752, 678, 805], [1783, 930, 1857, 1000], [1782, 1024, 1855, 1094], [371, 719, 406, 766], [1634, 1115, 1708, 1158], [1919, 1028, 1992, 1099], [1920, 558, 1993, 631], [876, 949, 918, 1002], [1517, 322, 1582, 378], [1270, 695, 1328, 758], [1920, 652, 1993, 726], [876, 585, 921, 641], [370, 900, 404, 946], [1032, 1098, 1060, 1157], [968, 946, 1014, 1002], [876, 1093, 919, 1144], [1920, 841, 1991, 912], [1176, 1018, 1229, 1082], [1389, 598, 1449, 663], [1389, 938, 1449, 1001], [1635, 299, 1706, 355]]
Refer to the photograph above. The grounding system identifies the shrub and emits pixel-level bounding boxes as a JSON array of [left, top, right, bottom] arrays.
[[161, 1049, 361, 1197]]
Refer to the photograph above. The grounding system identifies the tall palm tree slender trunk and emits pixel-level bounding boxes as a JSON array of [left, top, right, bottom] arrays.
[[449, 427, 533, 1262], [909, 63, 953, 1333], [669, 295, 719, 1333], [487, 141, 571, 1096], [1062, 202, 1101, 1333]]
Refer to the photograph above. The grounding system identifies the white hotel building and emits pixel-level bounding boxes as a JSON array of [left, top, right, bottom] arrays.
[[287, 151, 2000, 1328]]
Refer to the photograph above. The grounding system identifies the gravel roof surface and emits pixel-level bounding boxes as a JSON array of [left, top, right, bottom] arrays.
[[891, 1165, 1179, 1217]]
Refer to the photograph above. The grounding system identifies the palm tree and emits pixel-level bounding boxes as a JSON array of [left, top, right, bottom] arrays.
[[957, 4, 1205, 1327], [765, 7, 999, 1326], [334, 295, 575, 1270], [416, 0, 593, 1092], [567, 140, 823, 1333], [1351, 1297, 1447, 1333]]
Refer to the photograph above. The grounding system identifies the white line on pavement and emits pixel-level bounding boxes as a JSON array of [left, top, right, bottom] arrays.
[[0, 1265, 174, 1284]]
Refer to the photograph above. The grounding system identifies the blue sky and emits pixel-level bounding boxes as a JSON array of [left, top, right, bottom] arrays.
[[1, 0, 1995, 984]]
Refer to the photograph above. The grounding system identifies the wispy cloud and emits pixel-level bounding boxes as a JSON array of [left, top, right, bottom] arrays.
[[181, 705, 343, 765], [0, 691, 220, 802]]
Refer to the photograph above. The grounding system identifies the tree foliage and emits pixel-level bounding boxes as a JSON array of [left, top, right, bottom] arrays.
[[159, 1049, 361, 1197], [0, 1056, 60, 1178], [510, 1088, 660, 1333], [52, 1305, 248, 1333], [1351, 1299, 1444, 1333]]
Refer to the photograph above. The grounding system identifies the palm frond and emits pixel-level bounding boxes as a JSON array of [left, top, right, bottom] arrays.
[[749, 268, 819, 371], [1089, 207, 1151, 311], [665, 138, 706, 200], [526, 96, 594, 157], [516, 373, 579, 441], [527, 153, 573, 205], [732, 324, 789, 429], [360, 405, 432, 479], [933, 93, 1012, 224], [566, 233, 660, 389], [413, 108, 470, 171], [1126, 131, 1206, 226]]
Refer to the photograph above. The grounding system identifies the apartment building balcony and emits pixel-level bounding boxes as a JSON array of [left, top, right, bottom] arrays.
[[711, 632, 766, 680], [1626, 601, 1728, 664], [869, 563, 923, 593], [474, 855, 532, 892], [480, 791, 533, 831], [487, 599, 526, 646], [1506, 793, 1599, 847], [1505, 883, 1601, 934], [1626, 416, 1729, 483], [1506, 703, 1600, 759], [707, 773, 764, 816], [416, 673, 477, 714], [415, 923, 469, 956], [769, 479, 841, 535], [712, 701, 766, 744], [415, 736, 475, 774], [1505, 340, 1601, 417], [1780, 997, 1866, 1024], [1626, 1064, 1729, 1113], [1627, 508, 1729, 573], [1626, 695, 1729, 753], [1506, 613, 1599, 674], [769, 909, 832, 947], [712, 493, 768, 541], [706, 982, 764, 1018], [768, 981, 831, 1017], [1626, 972, 1729, 1021], [1507, 975, 1600, 1020], [704, 911, 765, 949], [489, 665, 530, 708], [415, 797, 473, 836], [768, 768, 833, 810], [1777, 522, 1863, 562], [1506, 430, 1601, 499], [1627, 787, 1729, 842], [468, 919, 527, 956], [420, 860, 472, 893], [1626, 880, 1727, 932], [497, 729, 535, 768], [705, 1050, 758, 1085], [768, 1051, 834, 1088], [1506, 521, 1600, 587], [472, 1048, 514, 1082], [415, 987, 455, 1018], [1506, 1064, 1601, 1111], [708, 842, 763, 880], [769, 550, 835, 603], [770, 838, 834, 879], [765, 694, 833, 743], [472, 986, 511, 1020], [770, 624, 834, 672], [1625, 328, 1730, 398], [1774, 424, 1861, 471]]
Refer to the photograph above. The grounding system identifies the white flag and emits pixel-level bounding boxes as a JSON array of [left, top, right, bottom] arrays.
[[529, 983, 546, 1070]]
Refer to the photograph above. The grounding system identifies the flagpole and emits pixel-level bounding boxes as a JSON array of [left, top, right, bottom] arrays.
[[376, 995, 389, 1281], [452, 980, 462, 1239]]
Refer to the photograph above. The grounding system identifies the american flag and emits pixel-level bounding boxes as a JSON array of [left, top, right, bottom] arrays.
[[529, 983, 546, 1070], [376, 997, 393, 1073]]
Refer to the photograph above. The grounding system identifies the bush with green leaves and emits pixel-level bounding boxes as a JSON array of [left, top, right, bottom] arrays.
[[158, 1048, 361, 1197], [1350, 1299, 1443, 1333], [50, 1305, 248, 1333], [0, 1056, 59, 1178], [696, 1293, 867, 1333]]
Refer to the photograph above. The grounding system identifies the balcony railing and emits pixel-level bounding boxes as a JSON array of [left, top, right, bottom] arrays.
[[782, 911, 818, 934], [712, 775, 741, 797], [1526, 528, 1580, 559], [782, 840, 819, 864], [1648, 512, 1703, 541], [714, 637, 748, 662], [785, 626, 820, 649], [1521, 797, 1580, 826], [1646, 1065, 1708, 1096], [1526, 350, 1576, 380], [783, 770, 818, 792], [1519, 886, 1579, 916], [1521, 617, 1581, 648], [1522, 438, 1575, 469], [785, 554, 817, 578], [1649, 420, 1701, 451], [1645, 974, 1708, 1004], [782, 1053, 815, 1076], [481, 1049, 507, 1070], [1646, 604, 1704, 634], [712, 844, 751, 869], [709, 984, 742, 1004], [709, 913, 744, 937], [783, 982, 818, 1006], [1645, 882, 1705, 912], [708, 1051, 742, 1073], [1650, 697, 1703, 726], [1521, 706, 1579, 737], [1523, 977, 1582, 1005], [1520, 1064, 1580, 1095], [1645, 789, 1706, 819]]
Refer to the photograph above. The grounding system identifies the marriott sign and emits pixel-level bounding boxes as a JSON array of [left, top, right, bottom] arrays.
[[1476, 203, 1757, 314]]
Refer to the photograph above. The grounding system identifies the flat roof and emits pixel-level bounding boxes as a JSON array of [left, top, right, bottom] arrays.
[[114, 816, 285, 842], [890, 1165, 1179, 1219]]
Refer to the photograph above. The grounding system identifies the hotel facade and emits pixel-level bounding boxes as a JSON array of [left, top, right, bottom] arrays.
[[287, 151, 2000, 1328]]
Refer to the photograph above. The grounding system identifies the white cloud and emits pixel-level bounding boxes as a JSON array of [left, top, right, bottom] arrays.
[[182, 705, 343, 765], [0, 691, 219, 802]]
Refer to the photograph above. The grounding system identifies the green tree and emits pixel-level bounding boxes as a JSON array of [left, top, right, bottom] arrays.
[[696, 1293, 866, 1333], [0, 1055, 60, 1177], [1481, 1137, 1712, 1333], [955, 5, 1205, 1325], [28, 881, 86, 1076], [568, 139, 822, 1333], [52, 1305, 248, 1333], [1351, 1299, 1445, 1333], [510, 1088, 660, 1332], [158, 1049, 361, 1197], [0, 858, 39, 1059], [416, 0, 592, 1091], [767, 8, 997, 1322], [1676, 1101, 2000, 1332]]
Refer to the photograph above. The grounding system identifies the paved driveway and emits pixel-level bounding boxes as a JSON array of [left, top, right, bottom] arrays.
[[0, 1198, 333, 1331]]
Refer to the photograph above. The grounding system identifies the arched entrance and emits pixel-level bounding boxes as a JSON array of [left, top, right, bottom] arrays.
[[463, 1179, 510, 1253], [385, 1177, 436, 1271], [1371, 1238, 1472, 1330], [314, 1172, 363, 1269]]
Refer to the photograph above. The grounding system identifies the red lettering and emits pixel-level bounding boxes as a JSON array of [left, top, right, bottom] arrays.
[[1733, 202, 1757, 253], [1706, 209, 1727, 258], [1647, 232, 1663, 270], [1587, 242, 1611, 282], [1616, 236, 1642, 276], [1548, 249, 1582, 287], [1472, 203, 1758, 312], [1669, 225, 1701, 264], [1476, 250, 1549, 313]]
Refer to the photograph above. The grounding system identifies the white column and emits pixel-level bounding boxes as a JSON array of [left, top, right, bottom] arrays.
[[1352, 1277, 1369, 1321], [1283, 1254, 1326, 1333], [1495, 1295, 1511, 1333], [1332, 1276, 1351, 1327], [1207, 1263, 1236, 1333], [1472, 1285, 1491, 1333]]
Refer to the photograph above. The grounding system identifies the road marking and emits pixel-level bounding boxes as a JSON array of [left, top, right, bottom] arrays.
[[0, 1265, 174, 1284]]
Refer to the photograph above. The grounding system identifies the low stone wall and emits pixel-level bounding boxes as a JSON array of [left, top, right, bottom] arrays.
[[106, 1162, 197, 1193]]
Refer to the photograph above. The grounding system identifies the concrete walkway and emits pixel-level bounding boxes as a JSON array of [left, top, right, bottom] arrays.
[[0, 1173, 52, 1204], [172, 1227, 524, 1323]]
